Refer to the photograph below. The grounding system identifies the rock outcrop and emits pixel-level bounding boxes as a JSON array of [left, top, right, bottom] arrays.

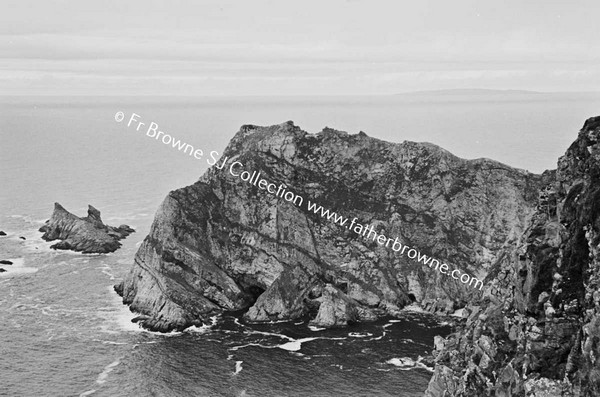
[[425, 116, 600, 396], [39, 203, 134, 254], [117, 121, 541, 332]]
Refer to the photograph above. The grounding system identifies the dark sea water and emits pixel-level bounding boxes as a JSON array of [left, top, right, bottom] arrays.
[[2, 93, 600, 396], [0, 215, 446, 397]]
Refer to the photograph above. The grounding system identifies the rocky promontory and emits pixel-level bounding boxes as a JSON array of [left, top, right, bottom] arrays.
[[39, 203, 134, 254], [117, 121, 541, 332], [425, 116, 600, 396]]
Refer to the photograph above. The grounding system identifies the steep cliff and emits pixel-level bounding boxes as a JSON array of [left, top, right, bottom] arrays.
[[39, 203, 134, 253], [425, 116, 600, 396], [116, 121, 541, 332]]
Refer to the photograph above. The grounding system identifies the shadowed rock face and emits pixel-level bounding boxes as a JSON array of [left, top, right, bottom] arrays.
[[116, 121, 541, 332], [425, 116, 600, 397], [39, 203, 135, 254]]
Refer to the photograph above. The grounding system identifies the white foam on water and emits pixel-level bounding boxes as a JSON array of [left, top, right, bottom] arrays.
[[267, 319, 293, 324], [102, 285, 155, 335], [100, 287, 187, 337], [230, 328, 346, 352], [100, 267, 115, 280], [386, 357, 416, 369], [308, 325, 325, 332], [348, 332, 372, 338], [245, 329, 294, 341], [184, 315, 219, 334], [277, 337, 318, 352], [184, 323, 212, 334], [386, 356, 434, 372], [401, 303, 426, 313], [0, 258, 38, 277], [96, 359, 120, 384], [79, 390, 97, 396], [233, 361, 243, 375], [229, 343, 275, 351], [8, 226, 55, 252], [107, 303, 144, 334], [96, 340, 128, 345]]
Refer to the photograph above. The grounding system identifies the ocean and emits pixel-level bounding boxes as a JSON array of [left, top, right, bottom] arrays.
[[2, 93, 600, 396]]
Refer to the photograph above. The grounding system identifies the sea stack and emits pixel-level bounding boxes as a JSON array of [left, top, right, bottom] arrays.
[[116, 121, 541, 332], [39, 203, 135, 254]]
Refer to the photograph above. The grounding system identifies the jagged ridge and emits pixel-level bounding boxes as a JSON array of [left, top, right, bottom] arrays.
[[39, 203, 135, 254]]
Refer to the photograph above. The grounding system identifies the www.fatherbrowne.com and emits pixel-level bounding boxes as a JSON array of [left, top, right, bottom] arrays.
[[115, 111, 484, 291], [221, 153, 485, 292], [306, 202, 484, 291]]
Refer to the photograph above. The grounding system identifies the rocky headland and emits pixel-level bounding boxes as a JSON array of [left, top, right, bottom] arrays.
[[117, 121, 542, 332], [39, 203, 134, 254], [425, 116, 600, 396]]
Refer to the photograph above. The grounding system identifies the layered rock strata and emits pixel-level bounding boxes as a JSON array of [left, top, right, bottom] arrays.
[[117, 121, 541, 332], [39, 203, 134, 253], [425, 116, 600, 396]]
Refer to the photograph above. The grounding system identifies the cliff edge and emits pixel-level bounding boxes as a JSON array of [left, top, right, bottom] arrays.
[[425, 116, 600, 396]]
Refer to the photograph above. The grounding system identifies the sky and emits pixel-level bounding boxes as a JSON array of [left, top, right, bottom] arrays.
[[2, 0, 600, 96]]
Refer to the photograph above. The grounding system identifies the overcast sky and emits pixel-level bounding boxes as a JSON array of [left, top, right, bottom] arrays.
[[2, 0, 600, 95]]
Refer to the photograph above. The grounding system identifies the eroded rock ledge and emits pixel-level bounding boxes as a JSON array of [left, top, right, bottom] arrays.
[[39, 203, 134, 253], [116, 121, 542, 332]]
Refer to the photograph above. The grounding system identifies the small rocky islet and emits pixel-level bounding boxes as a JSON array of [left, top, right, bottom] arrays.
[[39, 203, 134, 254]]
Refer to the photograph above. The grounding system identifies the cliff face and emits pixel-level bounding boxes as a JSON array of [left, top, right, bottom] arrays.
[[39, 203, 134, 253], [425, 116, 600, 396], [116, 121, 541, 332]]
